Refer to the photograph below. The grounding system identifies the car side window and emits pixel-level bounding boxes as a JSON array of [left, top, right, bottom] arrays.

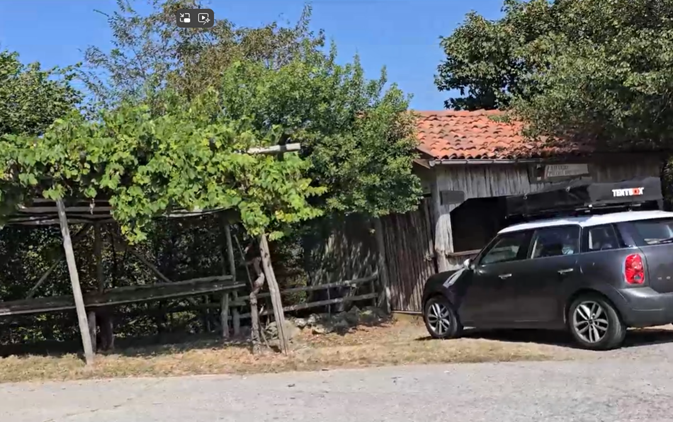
[[583, 224, 620, 252], [529, 225, 580, 259], [479, 232, 528, 266]]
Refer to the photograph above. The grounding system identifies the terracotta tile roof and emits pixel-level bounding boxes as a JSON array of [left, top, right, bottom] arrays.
[[415, 110, 593, 160]]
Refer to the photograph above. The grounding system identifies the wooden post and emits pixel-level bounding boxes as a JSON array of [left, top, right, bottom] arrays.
[[88, 310, 97, 353], [223, 223, 240, 335], [94, 223, 105, 293], [220, 293, 230, 340], [56, 199, 95, 365], [430, 179, 451, 272], [259, 233, 289, 354], [373, 217, 391, 314]]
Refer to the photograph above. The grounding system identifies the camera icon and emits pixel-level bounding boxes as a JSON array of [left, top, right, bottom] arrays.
[[176, 9, 214, 28]]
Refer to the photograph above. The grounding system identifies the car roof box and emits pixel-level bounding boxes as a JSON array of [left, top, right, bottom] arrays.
[[505, 177, 663, 218]]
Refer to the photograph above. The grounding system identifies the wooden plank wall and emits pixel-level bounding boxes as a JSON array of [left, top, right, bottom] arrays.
[[380, 198, 436, 313]]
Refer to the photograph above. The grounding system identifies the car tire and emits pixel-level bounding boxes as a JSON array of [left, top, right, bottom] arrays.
[[424, 295, 463, 340], [568, 294, 626, 350]]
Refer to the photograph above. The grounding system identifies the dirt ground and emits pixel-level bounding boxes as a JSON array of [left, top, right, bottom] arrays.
[[0, 316, 588, 384], [3, 315, 673, 384]]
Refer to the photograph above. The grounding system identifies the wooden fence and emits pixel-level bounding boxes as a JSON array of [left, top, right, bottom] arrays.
[[380, 198, 436, 313], [115, 272, 380, 334]]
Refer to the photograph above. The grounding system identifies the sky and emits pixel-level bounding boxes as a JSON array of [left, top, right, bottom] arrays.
[[0, 0, 505, 111]]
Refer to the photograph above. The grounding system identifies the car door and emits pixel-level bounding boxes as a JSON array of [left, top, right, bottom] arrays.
[[459, 230, 531, 326], [510, 225, 582, 324]]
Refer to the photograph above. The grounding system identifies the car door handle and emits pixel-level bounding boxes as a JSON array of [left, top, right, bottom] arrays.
[[558, 268, 574, 275], [498, 273, 512, 279]]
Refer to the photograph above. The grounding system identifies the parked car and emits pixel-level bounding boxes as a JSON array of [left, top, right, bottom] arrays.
[[422, 178, 673, 350]]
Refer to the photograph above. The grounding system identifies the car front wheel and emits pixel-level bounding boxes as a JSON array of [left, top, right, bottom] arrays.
[[424, 295, 462, 339], [568, 294, 626, 350]]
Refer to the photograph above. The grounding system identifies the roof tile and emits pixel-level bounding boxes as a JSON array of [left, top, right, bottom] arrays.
[[415, 110, 593, 160]]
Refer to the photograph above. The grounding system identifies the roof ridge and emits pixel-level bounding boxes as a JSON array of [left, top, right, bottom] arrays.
[[413, 109, 505, 116]]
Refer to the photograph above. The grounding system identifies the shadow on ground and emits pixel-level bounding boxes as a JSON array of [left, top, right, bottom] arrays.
[[415, 326, 673, 350], [0, 331, 252, 359]]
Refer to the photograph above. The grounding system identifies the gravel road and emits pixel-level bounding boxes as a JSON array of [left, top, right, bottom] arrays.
[[3, 342, 673, 422]]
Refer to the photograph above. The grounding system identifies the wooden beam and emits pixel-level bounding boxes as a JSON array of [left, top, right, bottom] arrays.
[[0, 275, 242, 316], [111, 232, 173, 284], [223, 223, 240, 335], [94, 223, 104, 292], [259, 233, 289, 353], [373, 218, 391, 314], [247, 143, 300, 155], [228, 273, 378, 306], [26, 225, 93, 299], [56, 199, 95, 365]]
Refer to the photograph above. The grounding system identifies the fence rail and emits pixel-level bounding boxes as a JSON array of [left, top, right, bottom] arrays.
[[119, 272, 379, 327]]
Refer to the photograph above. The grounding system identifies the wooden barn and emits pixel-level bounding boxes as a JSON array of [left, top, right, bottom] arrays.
[[382, 110, 667, 313]]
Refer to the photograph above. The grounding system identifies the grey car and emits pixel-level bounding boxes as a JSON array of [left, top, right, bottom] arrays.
[[422, 209, 673, 350]]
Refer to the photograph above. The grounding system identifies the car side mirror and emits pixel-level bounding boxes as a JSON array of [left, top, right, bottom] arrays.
[[463, 258, 472, 269]]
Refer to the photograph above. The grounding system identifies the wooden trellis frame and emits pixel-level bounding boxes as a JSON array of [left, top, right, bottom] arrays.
[[0, 143, 302, 364]]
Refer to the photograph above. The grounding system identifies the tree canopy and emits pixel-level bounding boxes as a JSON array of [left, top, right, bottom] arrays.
[[0, 51, 81, 136], [0, 91, 323, 242], [82, 0, 421, 219], [81, 0, 324, 111], [436, 0, 673, 149], [0, 45, 420, 244]]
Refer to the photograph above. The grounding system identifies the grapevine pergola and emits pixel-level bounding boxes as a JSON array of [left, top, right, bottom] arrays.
[[0, 143, 302, 365]]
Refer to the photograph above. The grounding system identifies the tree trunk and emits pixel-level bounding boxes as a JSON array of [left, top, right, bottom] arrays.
[[259, 234, 289, 354], [250, 258, 265, 354]]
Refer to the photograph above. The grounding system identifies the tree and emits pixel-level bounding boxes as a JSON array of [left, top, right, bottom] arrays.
[[83, 0, 420, 218], [0, 51, 81, 136], [0, 93, 322, 242], [218, 45, 421, 217], [436, 0, 673, 152], [81, 0, 324, 111]]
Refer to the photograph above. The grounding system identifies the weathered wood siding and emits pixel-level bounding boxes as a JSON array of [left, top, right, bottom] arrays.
[[380, 198, 436, 313], [432, 157, 664, 272]]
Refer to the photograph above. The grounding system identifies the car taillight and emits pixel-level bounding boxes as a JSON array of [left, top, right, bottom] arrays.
[[624, 254, 645, 285]]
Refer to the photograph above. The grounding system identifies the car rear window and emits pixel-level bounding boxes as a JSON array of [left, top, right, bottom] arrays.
[[631, 218, 673, 245]]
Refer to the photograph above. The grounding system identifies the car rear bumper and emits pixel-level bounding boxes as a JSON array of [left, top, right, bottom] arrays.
[[617, 287, 673, 327]]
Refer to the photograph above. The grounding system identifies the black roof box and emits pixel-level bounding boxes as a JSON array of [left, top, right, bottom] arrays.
[[505, 177, 663, 218]]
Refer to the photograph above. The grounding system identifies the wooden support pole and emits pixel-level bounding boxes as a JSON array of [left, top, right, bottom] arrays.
[[373, 218, 391, 314], [220, 293, 230, 340], [87, 310, 97, 353], [223, 223, 240, 335], [259, 233, 289, 354], [94, 223, 105, 293], [56, 199, 95, 365]]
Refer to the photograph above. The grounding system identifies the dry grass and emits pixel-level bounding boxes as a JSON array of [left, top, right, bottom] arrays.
[[0, 317, 579, 384]]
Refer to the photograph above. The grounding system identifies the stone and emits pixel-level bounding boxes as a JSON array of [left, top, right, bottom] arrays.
[[344, 306, 361, 326], [307, 313, 320, 327], [312, 325, 328, 335], [293, 318, 308, 329], [332, 319, 350, 334], [265, 319, 300, 340], [359, 309, 380, 324]]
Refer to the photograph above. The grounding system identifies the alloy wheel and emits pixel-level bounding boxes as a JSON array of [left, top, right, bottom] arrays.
[[427, 301, 452, 335], [573, 300, 609, 344]]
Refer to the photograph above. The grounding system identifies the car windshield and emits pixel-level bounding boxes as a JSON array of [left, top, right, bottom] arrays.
[[632, 218, 673, 245]]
